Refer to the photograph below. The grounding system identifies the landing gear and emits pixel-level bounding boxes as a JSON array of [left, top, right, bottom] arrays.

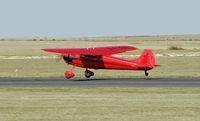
[[65, 66, 75, 79], [64, 66, 95, 79], [144, 70, 149, 76], [65, 71, 75, 79], [85, 69, 94, 78]]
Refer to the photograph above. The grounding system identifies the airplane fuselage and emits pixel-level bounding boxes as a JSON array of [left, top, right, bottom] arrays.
[[64, 55, 153, 71]]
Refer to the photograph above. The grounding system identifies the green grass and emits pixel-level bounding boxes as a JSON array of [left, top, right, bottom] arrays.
[[0, 87, 200, 121]]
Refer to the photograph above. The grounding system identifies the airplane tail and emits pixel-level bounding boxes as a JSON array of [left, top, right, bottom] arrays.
[[131, 49, 158, 70]]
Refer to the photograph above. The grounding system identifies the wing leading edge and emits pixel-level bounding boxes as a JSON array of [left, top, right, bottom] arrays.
[[42, 46, 137, 56]]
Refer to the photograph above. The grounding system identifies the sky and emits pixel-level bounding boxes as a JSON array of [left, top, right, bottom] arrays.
[[0, 0, 199, 38]]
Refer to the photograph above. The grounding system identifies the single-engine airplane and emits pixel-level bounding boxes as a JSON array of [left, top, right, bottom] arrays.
[[42, 46, 159, 79]]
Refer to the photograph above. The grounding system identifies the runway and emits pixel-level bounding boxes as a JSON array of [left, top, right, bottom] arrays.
[[0, 78, 199, 87]]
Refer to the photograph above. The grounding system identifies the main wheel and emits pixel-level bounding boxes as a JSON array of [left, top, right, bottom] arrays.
[[65, 71, 75, 79], [145, 70, 149, 76], [85, 70, 94, 78]]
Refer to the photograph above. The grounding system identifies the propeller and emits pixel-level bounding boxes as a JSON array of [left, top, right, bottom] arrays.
[[53, 55, 77, 63], [63, 55, 76, 62]]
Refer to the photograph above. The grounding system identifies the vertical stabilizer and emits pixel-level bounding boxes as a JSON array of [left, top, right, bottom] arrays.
[[132, 49, 156, 68]]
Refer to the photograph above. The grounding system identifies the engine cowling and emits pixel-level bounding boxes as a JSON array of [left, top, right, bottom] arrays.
[[63, 56, 76, 63]]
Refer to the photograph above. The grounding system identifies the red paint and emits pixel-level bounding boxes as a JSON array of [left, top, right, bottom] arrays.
[[65, 71, 75, 79], [42, 46, 159, 79]]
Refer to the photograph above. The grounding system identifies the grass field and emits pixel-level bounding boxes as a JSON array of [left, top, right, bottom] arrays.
[[0, 35, 200, 78], [0, 56, 199, 78], [0, 87, 200, 121], [0, 35, 200, 121]]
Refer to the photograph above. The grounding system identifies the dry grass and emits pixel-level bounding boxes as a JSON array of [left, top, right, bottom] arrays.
[[0, 36, 200, 121], [0, 55, 199, 78], [168, 45, 184, 50], [0, 87, 200, 121]]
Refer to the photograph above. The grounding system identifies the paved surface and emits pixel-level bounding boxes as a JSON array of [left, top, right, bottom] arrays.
[[0, 78, 199, 87]]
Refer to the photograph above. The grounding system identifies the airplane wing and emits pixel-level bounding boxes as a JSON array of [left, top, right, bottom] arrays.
[[42, 46, 137, 56]]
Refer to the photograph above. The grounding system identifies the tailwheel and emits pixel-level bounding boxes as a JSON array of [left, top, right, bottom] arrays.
[[85, 69, 94, 78], [144, 70, 149, 76]]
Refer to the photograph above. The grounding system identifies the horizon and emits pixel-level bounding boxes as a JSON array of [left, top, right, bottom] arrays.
[[1, 34, 200, 40]]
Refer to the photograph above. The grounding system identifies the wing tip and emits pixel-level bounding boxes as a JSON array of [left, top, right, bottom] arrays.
[[42, 48, 58, 53], [42, 48, 50, 52]]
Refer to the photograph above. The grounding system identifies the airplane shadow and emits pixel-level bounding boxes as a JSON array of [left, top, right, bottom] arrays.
[[71, 78, 109, 81], [70, 77, 162, 82]]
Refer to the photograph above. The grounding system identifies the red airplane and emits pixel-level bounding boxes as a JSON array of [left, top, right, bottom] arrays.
[[42, 46, 159, 79]]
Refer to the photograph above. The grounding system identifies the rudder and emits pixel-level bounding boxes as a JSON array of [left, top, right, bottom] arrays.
[[132, 49, 156, 68]]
